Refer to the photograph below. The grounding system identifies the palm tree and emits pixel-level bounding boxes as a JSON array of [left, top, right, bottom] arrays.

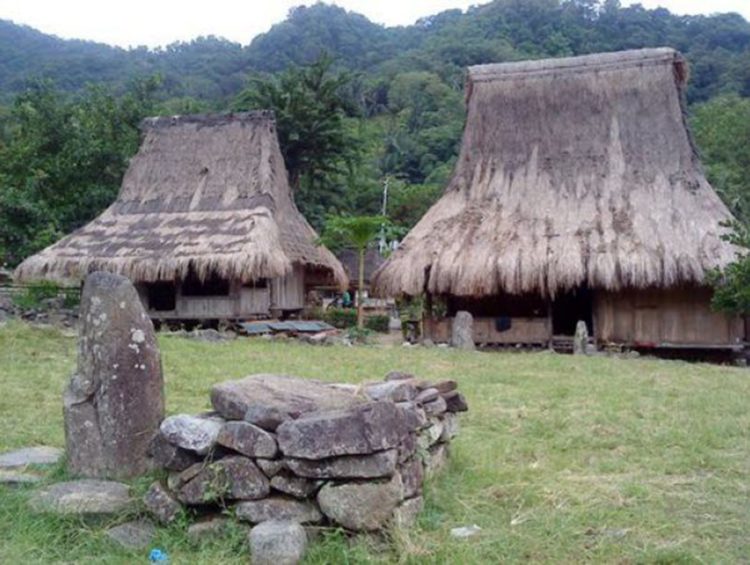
[[320, 215, 387, 329]]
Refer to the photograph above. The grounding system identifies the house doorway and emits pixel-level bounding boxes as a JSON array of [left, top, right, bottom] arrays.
[[552, 287, 593, 336]]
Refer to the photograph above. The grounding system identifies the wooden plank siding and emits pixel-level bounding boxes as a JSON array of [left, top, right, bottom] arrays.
[[594, 287, 744, 348], [425, 317, 551, 345]]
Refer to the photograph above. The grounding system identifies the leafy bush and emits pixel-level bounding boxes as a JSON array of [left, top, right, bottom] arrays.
[[364, 314, 390, 333], [324, 307, 357, 329], [12, 281, 61, 310]]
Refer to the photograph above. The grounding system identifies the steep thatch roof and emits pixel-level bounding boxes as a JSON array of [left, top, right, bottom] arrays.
[[373, 48, 739, 298], [337, 248, 386, 288], [15, 112, 347, 288]]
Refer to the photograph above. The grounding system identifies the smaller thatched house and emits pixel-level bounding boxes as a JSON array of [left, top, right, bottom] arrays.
[[15, 112, 347, 320], [337, 248, 386, 291], [372, 48, 745, 351]]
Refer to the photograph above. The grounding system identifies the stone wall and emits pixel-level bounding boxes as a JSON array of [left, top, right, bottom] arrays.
[[144, 372, 468, 535]]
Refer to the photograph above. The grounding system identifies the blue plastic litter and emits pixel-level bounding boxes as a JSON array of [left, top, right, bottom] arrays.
[[149, 548, 169, 562]]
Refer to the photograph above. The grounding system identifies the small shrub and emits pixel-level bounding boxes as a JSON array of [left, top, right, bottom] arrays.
[[364, 314, 390, 333], [12, 281, 61, 310], [324, 307, 357, 329], [346, 326, 373, 344]]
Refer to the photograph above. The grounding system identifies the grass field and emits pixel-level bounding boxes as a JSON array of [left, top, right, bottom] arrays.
[[1, 320, 749, 564]]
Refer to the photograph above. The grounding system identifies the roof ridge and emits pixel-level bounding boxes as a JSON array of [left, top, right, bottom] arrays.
[[468, 47, 679, 82], [140, 111, 275, 130]]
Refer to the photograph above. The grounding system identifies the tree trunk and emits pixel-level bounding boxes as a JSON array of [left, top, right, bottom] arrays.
[[357, 247, 365, 329]]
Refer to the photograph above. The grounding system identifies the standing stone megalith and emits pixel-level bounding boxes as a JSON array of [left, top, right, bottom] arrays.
[[451, 311, 475, 351], [65, 272, 164, 478]]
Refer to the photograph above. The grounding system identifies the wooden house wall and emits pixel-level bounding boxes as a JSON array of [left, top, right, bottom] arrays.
[[594, 287, 744, 347], [270, 264, 305, 311], [425, 316, 550, 344]]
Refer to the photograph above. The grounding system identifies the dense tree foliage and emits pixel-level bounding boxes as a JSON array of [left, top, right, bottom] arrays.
[[0, 78, 159, 265], [0, 0, 749, 274]]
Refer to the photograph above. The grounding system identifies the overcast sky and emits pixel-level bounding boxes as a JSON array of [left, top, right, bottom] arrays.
[[1, 0, 748, 49]]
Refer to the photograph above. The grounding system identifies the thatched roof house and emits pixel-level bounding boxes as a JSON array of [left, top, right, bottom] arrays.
[[337, 248, 386, 290], [16, 112, 347, 320], [373, 48, 744, 350]]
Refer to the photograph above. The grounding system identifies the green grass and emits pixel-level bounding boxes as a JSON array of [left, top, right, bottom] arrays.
[[1, 320, 749, 563]]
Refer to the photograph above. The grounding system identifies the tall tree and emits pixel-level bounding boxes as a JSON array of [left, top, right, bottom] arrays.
[[319, 215, 388, 329], [233, 54, 358, 192]]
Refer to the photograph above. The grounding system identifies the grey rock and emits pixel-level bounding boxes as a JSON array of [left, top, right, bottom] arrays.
[[244, 405, 287, 431], [211, 374, 363, 423], [399, 458, 424, 499], [440, 413, 460, 442], [270, 473, 319, 499], [451, 311, 475, 350], [167, 461, 204, 491], [143, 481, 181, 524], [425, 444, 449, 477], [249, 520, 308, 565], [64, 272, 164, 479], [29, 480, 132, 517], [433, 380, 458, 394], [160, 414, 223, 456], [256, 458, 285, 478], [396, 403, 428, 430], [417, 419, 444, 450], [236, 496, 323, 524], [277, 402, 411, 460], [149, 433, 201, 471], [393, 496, 423, 528], [423, 396, 448, 416], [217, 421, 278, 458], [397, 433, 418, 464], [573, 320, 589, 355], [364, 381, 417, 402], [178, 456, 269, 504], [317, 474, 404, 531], [414, 387, 439, 404], [105, 520, 155, 550], [384, 371, 415, 381], [285, 449, 397, 480], [0, 470, 43, 485], [443, 391, 469, 413], [0, 446, 63, 469]]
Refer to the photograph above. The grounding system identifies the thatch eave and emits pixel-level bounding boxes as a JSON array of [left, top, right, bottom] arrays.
[[372, 48, 740, 299]]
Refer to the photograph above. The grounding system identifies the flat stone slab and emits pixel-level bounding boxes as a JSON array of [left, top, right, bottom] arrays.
[[0, 446, 63, 468], [277, 402, 412, 459], [0, 470, 43, 485], [217, 421, 278, 458], [210, 374, 364, 424], [236, 496, 322, 524], [105, 520, 156, 550], [285, 450, 398, 479], [29, 480, 132, 516], [160, 414, 223, 455]]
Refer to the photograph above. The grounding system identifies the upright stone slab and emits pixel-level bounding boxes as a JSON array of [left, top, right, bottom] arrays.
[[64, 272, 164, 478], [451, 311, 475, 350], [573, 320, 589, 355]]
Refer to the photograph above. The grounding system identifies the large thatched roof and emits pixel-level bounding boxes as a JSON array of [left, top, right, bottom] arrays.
[[15, 112, 347, 288], [373, 48, 739, 298]]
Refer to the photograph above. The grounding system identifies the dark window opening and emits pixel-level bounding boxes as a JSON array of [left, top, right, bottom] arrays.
[[181, 270, 230, 297], [552, 287, 593, 336], [243, 278, 268, 289], [147, 282, 176, 311], [447, 293, 547, 318]]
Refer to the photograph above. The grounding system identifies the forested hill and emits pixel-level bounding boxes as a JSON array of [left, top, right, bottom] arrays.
[[2, 0, 750, 268], [2, 0, 750, 104]]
